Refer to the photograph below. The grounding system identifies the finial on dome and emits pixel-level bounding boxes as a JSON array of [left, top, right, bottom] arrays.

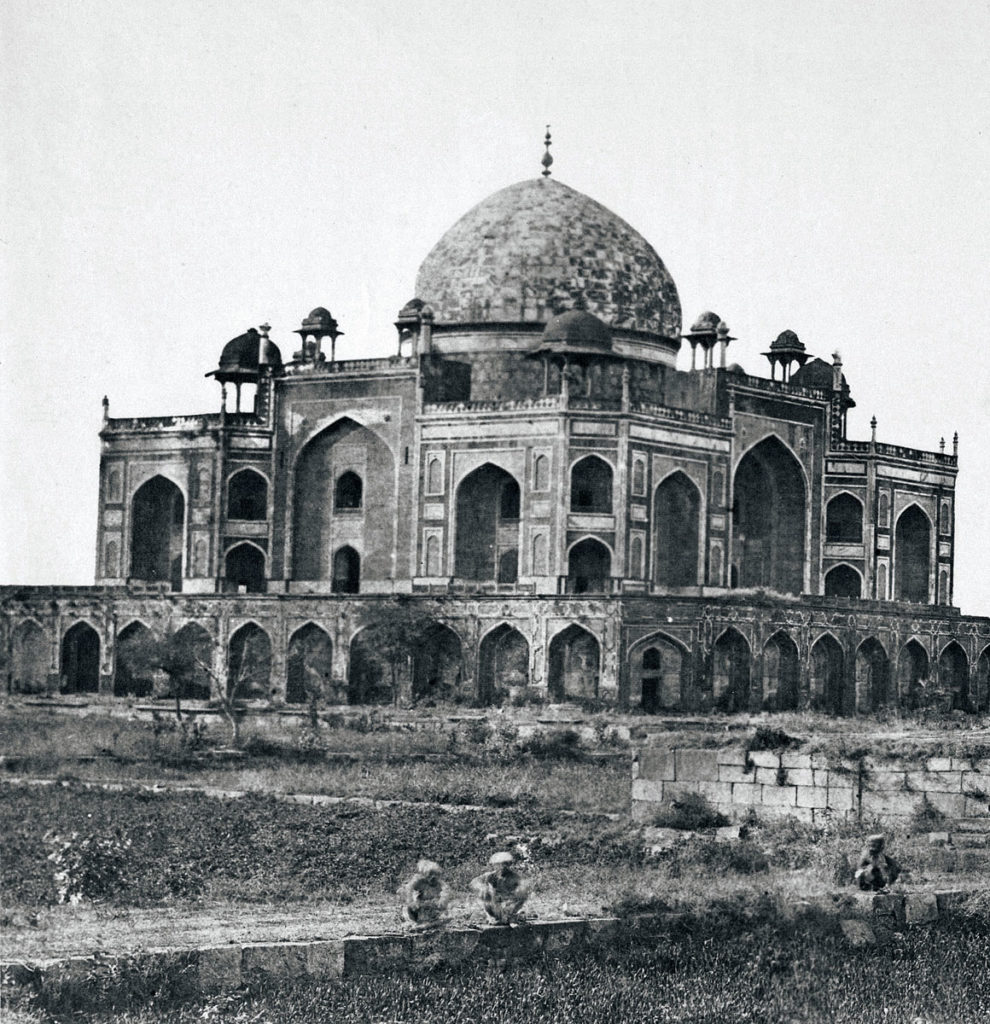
[[541, 125, 553, 178]]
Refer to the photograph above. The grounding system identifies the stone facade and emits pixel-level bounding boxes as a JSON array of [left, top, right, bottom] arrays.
[[2, 169, 986, 710]]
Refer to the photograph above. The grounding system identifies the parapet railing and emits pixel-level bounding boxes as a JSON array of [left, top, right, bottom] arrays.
[[630, 401, 732, 429], [422, 396, 561, 414], [102, 412, 263, 433], [726, 372, 831, 401], [831, 439, 957, 467]]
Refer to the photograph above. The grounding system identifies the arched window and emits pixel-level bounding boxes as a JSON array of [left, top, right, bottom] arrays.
[[224, 543, 266, 593], [939, 570, 950, 604], [824, 564, 862, 598], [334, 471, 363, 510], [107, 469, 122, 502], [825, 494, 863, 543], [877, 492, 889, 527], [498, 548, 518, 584], [427, 458, 443, 494], [104, 540, 119, 577], [130, 476, 184, 590], [895, 505, 931, 603], [653, 472, 701, 587], [732, 437, 806, 594], [193, 538, 209, 577], [876, 563, 888, 600], [710, 544, 723, 585], [570, 456, 612, 513], [533, 454, 550, 492], [566, 539, 611, 593], [227, 469, 268, 521], [712, 470, 724, 506], [940, 502, 951, 534], [332, 546, 360, 593]]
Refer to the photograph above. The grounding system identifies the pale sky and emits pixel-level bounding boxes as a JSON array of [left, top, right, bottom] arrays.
[[2, 0, 989, 611]]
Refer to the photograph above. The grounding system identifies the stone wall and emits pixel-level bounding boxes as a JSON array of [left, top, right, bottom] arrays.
[[632, 745, 990, 829]]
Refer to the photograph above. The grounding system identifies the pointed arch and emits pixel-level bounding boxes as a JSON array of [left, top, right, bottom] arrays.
[[228, 622, 272, 699], [939, 641, 971, 712], [894, 504, 931, 603], [825, 492, 863, 543], [130, 475, 184, 589], [653, 471, 701, 588], [286, 623, 333, 704], [731, 436, 806, 594], [533, 453, 550, 492], [897, 639, 929, 710], [478, 623, 529, 704], [629, 632, 687, 712], [11, 620, 50, 694], [454, 463, 521, 582], [763, 631, 799, 711], [60, 621, 100, 694], [566, 537, 612, 593], [334, 471, 363, 510], [810, 633, 847, 716], [713, 628, 751, 712], [976, 647, 990, 713], [292, 417, 393, 581], [114, 620, 157, 697], [855, 637, 890, 712], [824, 564, 862, 598], [227, 468, 268, 521], [548, 624, 600, 701], [332, 546, 361, 594], [570, 455, 613, 513], [170, 622, 213, 700], [224, 542, 266, 593], [414, 623, 463, 702]]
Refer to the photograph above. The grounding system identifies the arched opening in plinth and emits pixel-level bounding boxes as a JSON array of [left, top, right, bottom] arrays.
[[227, 623, 272, 700], [713, 628, 751, 712], [856, 637, 890, 712], [61, 622, 100, 694], [548, 625, 600, 701], [478, 625, 529, 705], [631, 636, 685, 713], [11, 621, 49, 694], [897, 640, 929, 711], [939, 641, 971, 713], [287, 623, 333, 705], [810, 634, 847, 716], [763, 632, 799, 711], [114, 621, 156, 697]]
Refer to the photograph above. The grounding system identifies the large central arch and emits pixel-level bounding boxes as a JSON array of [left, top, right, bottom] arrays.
[[292, 418, 393, 582], [732, 437, 805, 594], [130, 475, 184, 589], [653, 472, 701, 588], [454, 464, 520, 582], [895, 505, 931, 603]]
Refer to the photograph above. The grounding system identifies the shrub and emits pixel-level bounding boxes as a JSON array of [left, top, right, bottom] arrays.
[[651, 792, 728, 831], [747, 725, 800, 752], [43, 830, 132, 904], [518, 729, 585, 761]]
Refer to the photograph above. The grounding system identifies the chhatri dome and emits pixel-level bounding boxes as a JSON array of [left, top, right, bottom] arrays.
[[415, 176, 682, 343]]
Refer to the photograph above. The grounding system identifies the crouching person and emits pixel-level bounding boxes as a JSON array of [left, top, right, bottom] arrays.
[[470, 851, 531, 925], [855, 834, 901, 892], [399, 859, 450, 931]]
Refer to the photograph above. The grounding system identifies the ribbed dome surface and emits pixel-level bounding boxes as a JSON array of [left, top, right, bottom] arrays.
[[415, 178, 681, 339]]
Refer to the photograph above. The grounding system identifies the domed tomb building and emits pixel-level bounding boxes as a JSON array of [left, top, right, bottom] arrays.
[[3, 161, 988, 716]]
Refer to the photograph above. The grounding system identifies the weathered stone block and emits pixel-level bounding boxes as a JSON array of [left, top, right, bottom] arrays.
[[780, 752, 812, 770], [950, 758, 974, 772], [796, 785, 828, 808], [674, 749, 720, 782], [961, 772, 990, 795], [198, 945, 243, 993], [242, 942, 309, 985], [924, 792, 966, 818], [748, 751, 780, 769], [826, 771, 855, 790], [342, 934, 412, 975], [785, 768, 814, 787], [540, 920, 587, 952], [731, 782, 760, 804], [306, 941, 345, 980], [631, 800, 655, 821], [638, 748, 676, 781], [760, 784, 797, 807], [860, 790, 921, 817], [908, 771, 961, 793], [840, 919, 876, 946], [631, 779, 665, 803], [866, 771, 906, 791], [964, 795, 990, 817], [813, 769, 830, 786], [716, 747, 748, 766], [429, 928, 481, 966], [904, 893, 939, 924], [925, 757, 953, 772], [718, 763, 752, 783], [585, 917, 620, 946], [827, 786, 856, 811], [694, 781, 734, 804], [755, 767, 782, 785], [927, 831, 952, 846]]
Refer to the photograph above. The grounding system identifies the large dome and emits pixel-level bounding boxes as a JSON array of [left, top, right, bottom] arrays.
[[415, 177, 681, 340]]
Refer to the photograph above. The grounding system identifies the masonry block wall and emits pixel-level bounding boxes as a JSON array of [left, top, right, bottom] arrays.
[[632, 745, 990, 828]]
